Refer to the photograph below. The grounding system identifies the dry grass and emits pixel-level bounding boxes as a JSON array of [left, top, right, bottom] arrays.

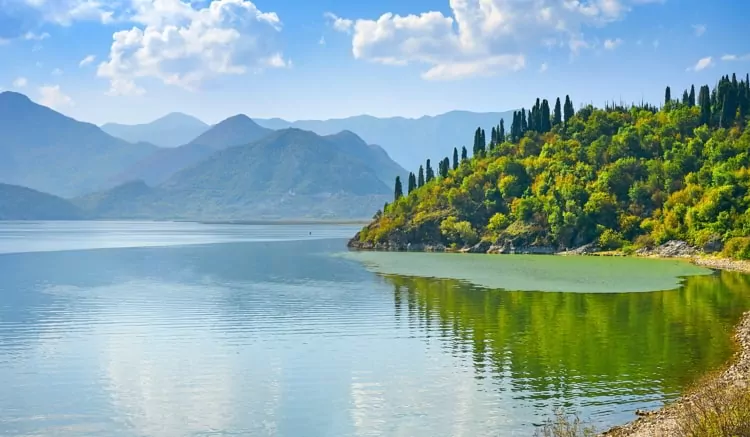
[[676, 380, 750, 437], [533, 409, 598, 437]]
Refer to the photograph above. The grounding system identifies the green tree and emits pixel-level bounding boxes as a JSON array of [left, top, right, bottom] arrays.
[[699, 85, 712, 126], [553, 97, 562, 126], [418, 165, 425, 187], [426, 159, 435, 182], [453, 147, 459, 170], [665, 86, 672, 106], [499, 119, 506, 143], [394, 176, 403, 201], [461, 146, 468, 161], [541, 99, 552, 133], [689, 85, 696, 107], [564, 95, 574, 123], [407, 172, 417, 194]]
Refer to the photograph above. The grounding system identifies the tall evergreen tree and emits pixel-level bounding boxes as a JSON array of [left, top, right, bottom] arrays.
[[553, 97, 562, 126], [417, 165, 425, 188], [520, 108, 528, 133], [689, 85, 696, 106], [699, 85, 712, 126], [491, 126, 497, 147], [563, 95, 574, 123], [461, 146, 468, 161], [452, 147, 459, 170], [480, 129, 486, 154], [682, 90, 690, 105], [541, 99, 551, 133], [407, 172, 416, 194], [439, 157, 450, 178], [665, 86, 671, 106], [425, 159, 435, 182], [394, 176, 403, 201], [499, 119, 506, 143]]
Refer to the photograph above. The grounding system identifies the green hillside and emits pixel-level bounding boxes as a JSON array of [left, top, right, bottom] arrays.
[[352, 73, 750, 259], [0, 183, 84, 220]]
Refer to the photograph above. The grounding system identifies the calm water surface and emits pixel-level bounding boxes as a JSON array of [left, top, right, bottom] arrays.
[[1, 221, 749, 437]]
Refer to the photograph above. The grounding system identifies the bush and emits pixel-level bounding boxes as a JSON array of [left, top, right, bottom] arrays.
[[598, 229, 625, 250], [722, 237, 750, 260], [677, 381, 750, 437], [533, 409, 597, 437]]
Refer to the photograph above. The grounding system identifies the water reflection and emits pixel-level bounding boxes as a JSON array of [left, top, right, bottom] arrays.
[[383, 271, 750, 426]]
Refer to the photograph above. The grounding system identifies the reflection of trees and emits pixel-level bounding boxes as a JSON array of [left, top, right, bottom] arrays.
[[387, 271, 750, 402]]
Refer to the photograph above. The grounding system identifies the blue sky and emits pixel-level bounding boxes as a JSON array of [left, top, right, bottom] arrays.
[[0, 0, 749, 125]]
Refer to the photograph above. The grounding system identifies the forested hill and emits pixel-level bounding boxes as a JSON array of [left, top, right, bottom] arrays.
[[350, 73, 750, 259]]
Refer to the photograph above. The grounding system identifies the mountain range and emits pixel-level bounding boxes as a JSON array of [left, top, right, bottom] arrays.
[[0, 183, 84, 220], [103, 110, 514, 171]]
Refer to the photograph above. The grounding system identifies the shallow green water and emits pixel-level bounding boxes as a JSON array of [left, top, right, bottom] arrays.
[[344, 251, 713, 292], [1, 222, 749, 436]]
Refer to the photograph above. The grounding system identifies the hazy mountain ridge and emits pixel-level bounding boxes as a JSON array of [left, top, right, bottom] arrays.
[[254, 110, 515, 170], [0, 183, 85, 220], [101, 112, 209, 148], [0, 91, 157, 197]]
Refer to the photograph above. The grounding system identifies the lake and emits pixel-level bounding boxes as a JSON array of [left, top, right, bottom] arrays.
[[1, 221, 749, 437]]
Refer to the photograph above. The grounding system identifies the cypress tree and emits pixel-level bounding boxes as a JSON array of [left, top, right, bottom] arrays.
[[563, 95, 574, 123], [699, 85, 711, 126], [491, 126, 497, 147], [689, 85, 696, 106], [553, 97, 562, 126], [499, 119, 506, 143], [425, 159, 434, 182], [541, 99, 551, 132], [417, 165, 425, 187], [407, 172, 416, 194], [394, 176, 403, 201], [439, 157, 449, 178], [461, 146, 468, 161], [665, 86, 671, 106], [452, 147, 459, 170], [520, 108, 528, 133], [682, 90, 690, 105], [480, 129, 486, 155]]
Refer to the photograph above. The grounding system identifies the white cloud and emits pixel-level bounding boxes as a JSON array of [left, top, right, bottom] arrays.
[[332, 0, 660, 80], [721, 54, 750, 62], [23, 31, 50, 40], [38, 84, 74, 109], [692, 24, 706, 37], [324, 12, 353, 33], [319, 36, 326, 46], [13, 77, 28, 88], [79, 54, 96, 67], [51, 68, 64, 76], [13, 0, 116, 26], [603, 38, 623, 50], [539, 62, 548, 73], [97, 0, 288, 96], [687, 56, 713, 72]]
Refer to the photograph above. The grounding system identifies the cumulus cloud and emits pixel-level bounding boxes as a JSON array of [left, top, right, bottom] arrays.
[[330, 0, 660, 80], [13, 77, 28, 88], [692, 24, 706, 37], [38, 84, 74, 109], [324, 12, 353, 33], [97, 0, 288, 96], [79, 54, 96, 67], [603, 38, 623, 50], [23, 31, 50, 40], [687, 56, 713, 72]]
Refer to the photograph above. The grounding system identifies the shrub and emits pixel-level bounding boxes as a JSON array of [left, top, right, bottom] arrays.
[[722, 237, 750, 260], [533, 409, 597, 437], [677, 381, 750, 437], [598, 229, 625, 250]]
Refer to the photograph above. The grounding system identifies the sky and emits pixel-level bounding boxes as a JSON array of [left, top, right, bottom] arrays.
[[0, 0, 749, 125]]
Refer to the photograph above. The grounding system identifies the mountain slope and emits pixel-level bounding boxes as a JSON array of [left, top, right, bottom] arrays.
[[188, 114, 273, 150], [79, 129, 396, 220], [0, 91, 157, 197], [109, 143, 215, 187], [254, 110, 514, 170], [101, 112, 209, 148], [0, 183, 84, 220], [323, 130, 408, 187]]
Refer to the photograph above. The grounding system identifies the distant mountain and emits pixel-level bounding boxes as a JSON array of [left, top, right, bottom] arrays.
[[101, 112, 209, 148], [254, 110, 515, 170], [323, 130, 407, 187], [110, 114, 278, 186], [0, 91, 157, 197], [0, 183, 84, 220], [188, 114, 273, 150], [77, 128, 401, 220]]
